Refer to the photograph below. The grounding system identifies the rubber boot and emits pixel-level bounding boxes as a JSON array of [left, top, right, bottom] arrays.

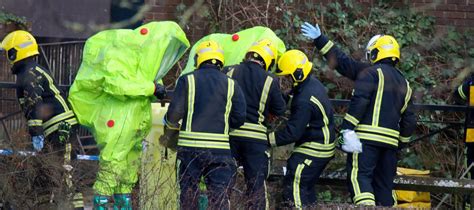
[[93, 195, 111, 210], [113, 194, 132, 210]]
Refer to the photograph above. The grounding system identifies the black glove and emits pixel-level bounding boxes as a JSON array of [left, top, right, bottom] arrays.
[[159, 126, 179, 151], [154, 83, 166, 99]]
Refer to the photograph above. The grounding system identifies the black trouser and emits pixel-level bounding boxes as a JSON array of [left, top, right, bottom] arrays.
[[282, 152, 331, 208], [177, 148, 236, 210], [230, 138, 270, 209], [346, 143, 397, 206]]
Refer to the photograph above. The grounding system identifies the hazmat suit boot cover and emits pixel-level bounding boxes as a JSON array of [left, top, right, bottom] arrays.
[[68, 21, 190, 195], [181, 26, 286, 75]]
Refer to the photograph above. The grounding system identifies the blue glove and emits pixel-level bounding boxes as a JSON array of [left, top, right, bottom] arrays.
[[32, 135, 45, 151], [301, 22, 321, 40]]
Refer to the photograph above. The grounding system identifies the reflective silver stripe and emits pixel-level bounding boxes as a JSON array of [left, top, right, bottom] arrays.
[[263, 46, 275, 57], [258, 77, 273, 124], [179, 131, 229, 141], [43, 110, 75, 128], [34, 67, 70, 111], [372, 68, 384, 126], [224, 79, 235, 134], [355, 124, 399, 138], [185, 75, 195, 131], [401, 80, 412, 113], [320, 40, 334, 55], [18, 41, 33, 48], [229, 129, 267, 140], [458, 85, 467, 100], [310, 96, 330, 144]]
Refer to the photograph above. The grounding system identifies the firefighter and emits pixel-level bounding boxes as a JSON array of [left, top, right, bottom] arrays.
[[0, 30, 84, 209], [267, 50, 335, 208], [161, 40, 246, 209], [452, 73, 474, 210], [223, 39, 286, 209], [301, 22, 417, 206]]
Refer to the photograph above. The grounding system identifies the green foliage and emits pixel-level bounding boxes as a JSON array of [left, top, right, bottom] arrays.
[[0, 11, 27, 27]]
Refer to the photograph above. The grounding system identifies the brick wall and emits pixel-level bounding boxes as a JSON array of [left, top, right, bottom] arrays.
[[144, 0, 474, 40]]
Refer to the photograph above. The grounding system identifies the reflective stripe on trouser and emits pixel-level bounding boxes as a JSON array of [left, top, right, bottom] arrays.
[[346, 143, 397, 206], [230, 138, 270, 209], [93, 141, 141, 195], [177, 149, 236, 210], [283, 152, 330, 209]]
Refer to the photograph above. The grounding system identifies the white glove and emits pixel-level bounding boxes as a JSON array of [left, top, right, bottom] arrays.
[[340, 130, 362, 153]]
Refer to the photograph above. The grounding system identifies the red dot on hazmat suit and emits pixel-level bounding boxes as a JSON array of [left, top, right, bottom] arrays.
[[140, 28, 148, 35], [232, 34, 239, 41], [107, 120, 115, 128]]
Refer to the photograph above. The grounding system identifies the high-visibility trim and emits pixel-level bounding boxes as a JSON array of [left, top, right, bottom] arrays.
[[401, 80, 412, 113], [229, 129, 267, 140], [43, 110, 75, 129], [224, 79, 235, 134], [351, 153, 361, 195], [240, 122, 267, 133], [164, 115, 180, 130], [466, 128, 474, 143], [179, 131, 229, 141], [320, 40, 334, 55], [269, 132, 276, 147], [372, 68, 385, 126], [44, 118, 78, 137], [177, 139, 230, 150], [298, 141, 336, 150], [27, 119, 43, 126], [356, 132, 399, 147], [355, 124, 399, 138], [458, 85, 467, 100], [310, 96, 330, 144], [469, 86, 474, 106], [34, 67, 69, 111], [293, 163, 305, 209], [392, 190, 397, 207], [264, 181, 269, 210], [354, 192, 375, 204], [64, 142, 72, 162], [226, 68, 235, 77], [293, 147, 335, 158], [258, 77, 273, 124], [344, 113, 359, 127], [399, 135, 411, 143], [185, 75, 195, 131]]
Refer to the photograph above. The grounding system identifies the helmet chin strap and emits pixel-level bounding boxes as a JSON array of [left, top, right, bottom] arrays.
[[248, 57, 265, 68]]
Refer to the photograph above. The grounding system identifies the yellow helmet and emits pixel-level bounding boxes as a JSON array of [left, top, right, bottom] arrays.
[[195, 40, 224, 68], [276, 50, 313, 84], [247, 39, 278, 71], [1, 30, 39, 64], [366, 35, 400, 64]]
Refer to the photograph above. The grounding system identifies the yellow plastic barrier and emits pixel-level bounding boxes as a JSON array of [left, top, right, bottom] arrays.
[[139, 103, 178, 209], [396, 167, 431, 209]]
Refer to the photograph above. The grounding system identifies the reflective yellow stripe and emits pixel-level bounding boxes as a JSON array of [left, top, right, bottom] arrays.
[[34, 67, 69, 111], [43, 110, 75, 129], [224, 79, 235, 134], [269, 132, 276, 147], [458, 85, 467, 100], [351, 153, 361, 195], [320, 40, 334, 55], [392, 190, 397, 207], [400, 136, 410, 143], [356, 132, 399, 147], [44, 118, 78, 137], [310, 96, 330, 144], [372, 68, 384, 126], [264, 181, 269, 210], [186, 75, 195, 131], [179, 131, 229, 141], [258, 77, 273, 124], [27, 119, 43, 126], [226, 68, 234, 77], [293, 163, 305, 209], [344, 113, 359, 127], [229, 129, 267, 140], [240, 122, 267, 133], [298, 141, 336, 150], [177, 139, 230, 149], [354, 192, 375, 203], [355, 124, 399, 138], [293, 147, 335, 158], [401, 80, 412, 113]]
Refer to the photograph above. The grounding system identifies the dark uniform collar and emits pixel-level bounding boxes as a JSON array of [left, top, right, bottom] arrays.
[[198, 63, 222, 72], [11, 57, 36, 74], [293, 76, 312, 94], [243, 59, 265, 70]]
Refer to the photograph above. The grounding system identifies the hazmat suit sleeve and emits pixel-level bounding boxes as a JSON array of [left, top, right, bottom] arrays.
[[103, 76, 155, 98]]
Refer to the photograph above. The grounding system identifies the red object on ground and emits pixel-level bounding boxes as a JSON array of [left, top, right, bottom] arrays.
[[140, 28, 148, 35], [232, 34, 239, 41], [107, 120, 115, 128]]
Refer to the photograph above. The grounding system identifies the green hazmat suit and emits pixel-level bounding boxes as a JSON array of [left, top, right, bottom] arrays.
[[68, 21, 190, 196], [181, 26, 286, 76]]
